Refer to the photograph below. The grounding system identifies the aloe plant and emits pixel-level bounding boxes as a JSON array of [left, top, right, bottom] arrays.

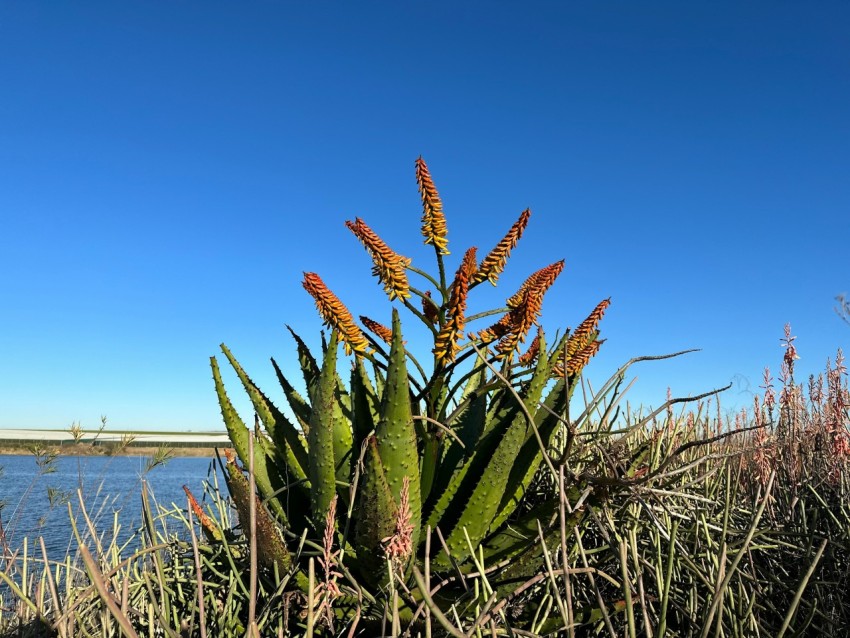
[[211, 157, 609, 617]]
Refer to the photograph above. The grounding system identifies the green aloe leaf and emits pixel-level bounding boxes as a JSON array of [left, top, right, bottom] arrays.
[[353, 436, 397, 588], [374, 308, 422, 549], [219, 344, 309, 482], [287, 328, 353, 486], [308, 332, 340, 525], [286, 326, 321, 404], [271, 357, 312, 435], [350, 358, 380, 455], [210, 356, 288, 524], [436, 339, 552, 566], [425, 357, 488, 519], [224, 453, 292, 574]]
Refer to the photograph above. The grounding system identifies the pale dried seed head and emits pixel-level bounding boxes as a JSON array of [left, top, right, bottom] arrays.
[[383, 476, 413, 570], [313, 495, 341, 630]]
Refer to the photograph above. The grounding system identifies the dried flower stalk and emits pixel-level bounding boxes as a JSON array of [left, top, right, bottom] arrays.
[[316, 495, 341, 629], [383, 476, 414, 571], [781, 323, 800, 375]]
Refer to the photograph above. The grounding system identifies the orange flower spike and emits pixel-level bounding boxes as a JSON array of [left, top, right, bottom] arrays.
[[566, 298, 611, 358], [518, 329, 542, 366], [474, 208, 532, 285], [302, 272, 370, 355], [345, 218, 411, 300], [506, 260, 565, 309], [183, 485, 220, 541], [495, 323, 523, 360], [360, 315, 393, 345], [434, 247, 477, 363], [565, 339, 605, 376], [493, 261, 564, 360], [478, 312, 513, 342], [415, 157, 449, 255], [422, 291, 440, 324], [553, 338, 606, 378]]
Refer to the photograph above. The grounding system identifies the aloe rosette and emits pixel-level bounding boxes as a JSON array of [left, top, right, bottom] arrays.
[[210, 158, 609, 615]]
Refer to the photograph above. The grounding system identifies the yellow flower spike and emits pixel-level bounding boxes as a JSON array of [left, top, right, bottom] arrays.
[[302, 272, 371, 356], [345, 218, 411, 300], [473, 208, 532, 285], [415, 157, 449, 255], [433, 247, 477, 363], [360, 315, 393, 345]]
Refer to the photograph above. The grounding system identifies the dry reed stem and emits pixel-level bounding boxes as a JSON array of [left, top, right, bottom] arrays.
[[185, 498, 207, 638]]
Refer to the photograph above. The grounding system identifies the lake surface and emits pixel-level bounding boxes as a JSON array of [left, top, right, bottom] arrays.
[[0, 454, 224, 559]]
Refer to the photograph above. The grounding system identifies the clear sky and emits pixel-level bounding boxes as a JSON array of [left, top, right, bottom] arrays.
[[1, 3, 848, 431]]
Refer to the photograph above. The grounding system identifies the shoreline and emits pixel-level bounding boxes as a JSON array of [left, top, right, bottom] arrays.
[[0, 444, 226, 458]]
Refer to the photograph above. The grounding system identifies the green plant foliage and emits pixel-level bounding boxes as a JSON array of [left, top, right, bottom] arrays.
[[209, 158, 611, 622]]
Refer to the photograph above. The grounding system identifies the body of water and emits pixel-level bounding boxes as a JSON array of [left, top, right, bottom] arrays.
[[0, 454, 224, 559]]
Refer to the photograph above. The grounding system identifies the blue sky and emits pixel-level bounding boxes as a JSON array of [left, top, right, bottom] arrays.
[[1, 3, 847, 431]]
